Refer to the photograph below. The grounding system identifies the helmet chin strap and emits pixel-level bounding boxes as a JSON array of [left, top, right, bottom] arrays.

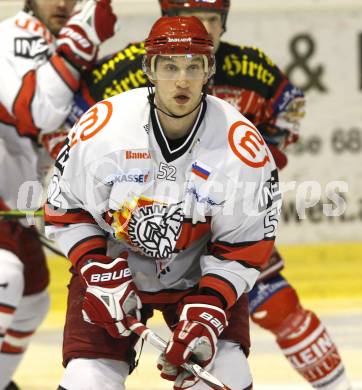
[[147, 86, 206, 119]]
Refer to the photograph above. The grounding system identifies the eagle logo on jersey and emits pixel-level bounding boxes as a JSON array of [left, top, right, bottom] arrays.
[[111, 196, 184, 259]]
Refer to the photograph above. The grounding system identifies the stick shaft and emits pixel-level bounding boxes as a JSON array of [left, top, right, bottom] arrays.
[[0, 209, 43, 218]]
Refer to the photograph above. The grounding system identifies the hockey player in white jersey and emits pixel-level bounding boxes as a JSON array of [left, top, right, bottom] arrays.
[[0, 1, 117, 388], [45, 15, 281, 389]]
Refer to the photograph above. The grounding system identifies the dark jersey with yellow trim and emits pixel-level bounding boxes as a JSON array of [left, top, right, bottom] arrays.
[[66, 42, 146, 127], [212, 42, 302, 138], [85, 42, 146, 101]]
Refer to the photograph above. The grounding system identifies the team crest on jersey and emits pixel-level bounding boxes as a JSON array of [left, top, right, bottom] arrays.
[[111, 197, 184, 258]]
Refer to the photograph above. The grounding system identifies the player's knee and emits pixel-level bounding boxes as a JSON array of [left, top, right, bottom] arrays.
[[60, 358, 129, 389], [0, 249, 24, 334], [192, 340, 253, 389], [249, 275, 303, 336], [1, 289, 50, 354], [0, 249, 24, 285], [18, 289, 50, 329]]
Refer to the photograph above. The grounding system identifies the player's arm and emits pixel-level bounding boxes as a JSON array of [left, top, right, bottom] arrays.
[[200, 166, 280, 309], [45, 172, 142, 338], [159, 139, 280, 388], [0, 1, 118, 154], [256, 51, 305, 168], [0, 30, 78, 138], [45, 190, 141, 339], [44, 123, 141, 338]]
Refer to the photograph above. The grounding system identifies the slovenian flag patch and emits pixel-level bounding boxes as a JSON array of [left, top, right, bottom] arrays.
[[192, 161, 211, 180]]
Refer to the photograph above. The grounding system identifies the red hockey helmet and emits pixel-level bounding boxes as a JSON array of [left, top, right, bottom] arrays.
[[143, 16, 215, 80], [159, 0, 230, 29], [145, 15, 213, 56]]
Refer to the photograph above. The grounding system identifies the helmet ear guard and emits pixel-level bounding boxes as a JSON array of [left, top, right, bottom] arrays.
[[142, 56, 156, 84]]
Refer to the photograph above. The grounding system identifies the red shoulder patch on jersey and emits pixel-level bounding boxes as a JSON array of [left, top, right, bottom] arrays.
[[228, 120, 271, 168]]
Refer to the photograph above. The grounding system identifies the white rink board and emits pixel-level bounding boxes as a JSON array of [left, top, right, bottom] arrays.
[[1, 1, 362, 243]]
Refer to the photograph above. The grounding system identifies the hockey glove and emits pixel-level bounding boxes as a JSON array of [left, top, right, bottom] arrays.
[[40, 129, 68, 160], [158, 295, 228, 389], [56, 0, 118, 70], [78, 253, 142, 338]]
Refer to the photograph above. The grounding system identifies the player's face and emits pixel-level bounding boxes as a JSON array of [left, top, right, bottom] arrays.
[[31, 0, 77, 36], [178, 10, 224, 52], [153, 55, 208, 118]]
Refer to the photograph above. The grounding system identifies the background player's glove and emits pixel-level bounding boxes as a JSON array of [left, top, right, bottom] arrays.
[[56, 0, 118, 70], [40, 129, 68, 160], [158, 295, 227, 389], [78, 253, 141, 338], [267, 143, 288, 170]]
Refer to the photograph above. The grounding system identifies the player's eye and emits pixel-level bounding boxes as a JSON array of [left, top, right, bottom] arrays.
[[164, 63, 178, 72], [188, 64, 200, 71]]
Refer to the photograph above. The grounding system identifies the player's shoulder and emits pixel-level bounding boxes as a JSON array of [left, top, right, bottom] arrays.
[[205, 93, 243, 123], [106, 87, 150, 120], [64, 88, 150, 173], [0, 11, 51, 38], [0, 11, 21, 31], [0, 11, 52, 55], [76, 87, 149, 145], [204, 94, 276, 180], [218, 41, 276, 67]]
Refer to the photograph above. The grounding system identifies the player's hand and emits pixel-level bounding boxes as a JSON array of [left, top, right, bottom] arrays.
[[78, 253, 142, 338], [158, 295, 227, 389], [267, 143, 288, 170], [56, 0, 118, 70]]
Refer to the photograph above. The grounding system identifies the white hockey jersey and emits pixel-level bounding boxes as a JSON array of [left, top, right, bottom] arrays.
[[0, 11, 79, 211], [45, 88, 281, 308]]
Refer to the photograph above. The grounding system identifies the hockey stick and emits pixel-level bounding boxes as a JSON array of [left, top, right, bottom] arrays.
[[0, 209, 44, 219], [38, 234, 66, 257], [126, 316, 232, 390], [0, 210, 66, 257]]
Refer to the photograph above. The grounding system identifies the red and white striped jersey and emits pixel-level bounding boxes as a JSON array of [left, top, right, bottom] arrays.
[[45, 88, 281, 308], [0, 11, 79, 211]]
